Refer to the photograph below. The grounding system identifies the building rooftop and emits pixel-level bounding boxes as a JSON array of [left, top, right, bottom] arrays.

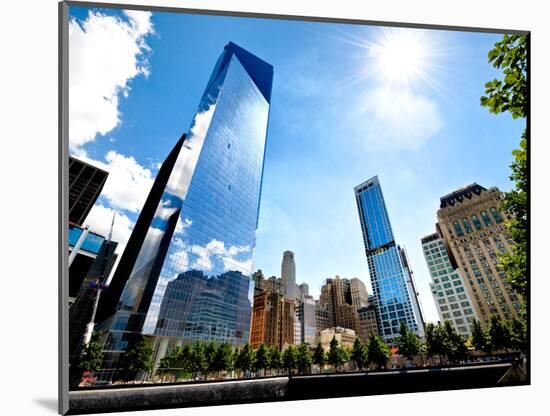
[[421, 232, 440, 245], [354, 175, 379, 193], [439, 183, 487, 208]]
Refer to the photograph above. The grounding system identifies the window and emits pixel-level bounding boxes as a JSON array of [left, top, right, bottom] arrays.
[[454, 221, 464, 237], [471, 214, 482, 230], [463, 218, 473, 233], [490, 207, 503, 223], [481, 210, 492, 226]]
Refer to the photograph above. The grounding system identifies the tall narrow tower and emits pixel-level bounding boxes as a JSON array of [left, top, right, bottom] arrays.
[[96, 42, 274, 376], [281, 250, 296, 299], [354, 176, 419, 342]]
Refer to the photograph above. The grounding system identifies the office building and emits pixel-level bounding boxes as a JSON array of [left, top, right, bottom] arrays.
[[68, 223, 118, 300], [253, 269, 265, 292], [354, 176, 419, 341], [398, 246, 426, 337], [69, 156, 108, 226], [96, 42, 273, 376], [315, 301, 332, 334], [319, 275, 369, 336], [280, 298, 296, 348], [250, 289, 283, 349], [318, 327, 357, 352], [281, 250, 296, 299], [153, 270, 252, 341], [264, 276, 283, 294], [421, 230, 478, 337], [296, 295, 317, 345], [436, 184, 521, 324], [298, 282, 309, 298], [68, 224, 118, 360], [350, 278, 369, 308], [357, 303, 379, 339]]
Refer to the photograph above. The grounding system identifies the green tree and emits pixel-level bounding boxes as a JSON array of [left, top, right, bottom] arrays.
[[205, 342, 218, 377], [351, 338, 368, 370], [395, 321, 421, 364], [327, 336, 348, 372], [78, 332, 104, 373], [312, 342, 327, 373], [470, 319, 489, 352], [510, 317, 527, 353], [488, 315, 513, 353], [119, 335, 154, 382], [442, 321, 468, 363], [255, 343, 270, 376], [480, 34, 528, 304], [366, 333, 391, 370], [296, 343, 312, 374], [212, 342, 234, 378], [480, 34, 527, 119], [268, 346, 282, 375], [189, 342, 208, 380], [425, 323, 446, 365], [158, 345, 189, 381], [235, 343, 255, 377], [282, 345, 298, 375]]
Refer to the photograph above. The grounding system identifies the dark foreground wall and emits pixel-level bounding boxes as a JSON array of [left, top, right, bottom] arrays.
[[67, 362, 527, 415]]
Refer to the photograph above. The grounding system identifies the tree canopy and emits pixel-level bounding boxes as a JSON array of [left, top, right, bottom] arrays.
[[395, 321, 421, 362], [78, 332, 104, 373], [351, 337, 368, 370], [119, 335, 154, 382], [366, 333, 391, 370], [481, 34, 528, 305]]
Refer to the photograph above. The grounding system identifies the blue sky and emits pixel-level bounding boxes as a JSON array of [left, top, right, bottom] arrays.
[[68, 6, 525, 323]]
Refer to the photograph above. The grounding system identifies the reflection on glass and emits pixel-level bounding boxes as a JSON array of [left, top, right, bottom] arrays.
[[101, 43, 273, 374], [355, 176, 418, 341]]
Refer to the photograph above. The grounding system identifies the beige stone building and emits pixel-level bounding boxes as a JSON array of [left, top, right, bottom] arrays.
[[318, 327, 357, 352], [436, 184, 521, 325], [318, 275, 376, 339], [350, 278, 369, 308]]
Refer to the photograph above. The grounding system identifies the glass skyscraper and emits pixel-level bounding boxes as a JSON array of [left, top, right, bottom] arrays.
[[354, 176, 419, 342], [98, 42, 273, 374]]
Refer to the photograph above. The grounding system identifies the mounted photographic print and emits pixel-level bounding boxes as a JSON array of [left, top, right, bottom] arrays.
[[59, 1, 530, 414]]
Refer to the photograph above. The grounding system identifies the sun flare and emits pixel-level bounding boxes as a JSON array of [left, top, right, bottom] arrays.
[[369, 29, 430, 86], [333, 27, 444, 92]]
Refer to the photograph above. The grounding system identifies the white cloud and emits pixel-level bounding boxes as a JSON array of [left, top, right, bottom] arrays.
[[168, 237, 189, 273], [81, 151, 154, 213], [174, 217, 192, 235], [165, 104, 216, 196], [186, 239, 253, 275], [359, 87, 442, 151], [84, 204, 134, 255], [69, 10, 154, 151]]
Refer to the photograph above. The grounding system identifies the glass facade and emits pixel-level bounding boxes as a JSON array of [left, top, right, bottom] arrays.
[[297, 296, 317, 345], [422, 233, 478, 337], [69, 224, 105, 255], [354, 176, 419, 341], [101, 43, 273, 371]]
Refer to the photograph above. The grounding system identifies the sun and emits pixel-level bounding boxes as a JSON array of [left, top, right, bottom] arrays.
[[369, 29, 430, 87], [333, 27, 443, 92]]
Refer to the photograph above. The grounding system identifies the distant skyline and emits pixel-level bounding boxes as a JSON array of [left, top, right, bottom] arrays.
[[68, 6, 525, 324]]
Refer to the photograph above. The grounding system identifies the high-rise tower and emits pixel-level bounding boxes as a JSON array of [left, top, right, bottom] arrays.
[[421, 229, 478, 337], [436, 184, 520, 324], [96, 42, 273, 377], [354, 176, 419, 342], [281, 250, 296, 299]]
